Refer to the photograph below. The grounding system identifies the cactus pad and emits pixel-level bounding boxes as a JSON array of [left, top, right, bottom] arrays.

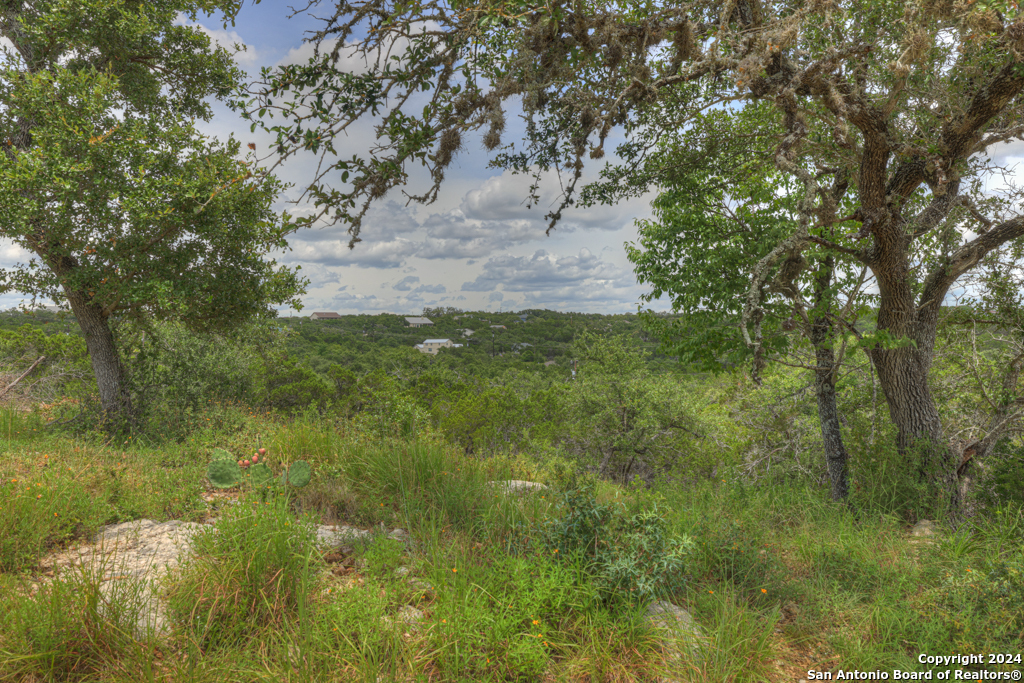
[[245, 462, 273, 487], [211, 448, 235, 463], [284, 460, 311, 487], [207, 459, 241, 489]]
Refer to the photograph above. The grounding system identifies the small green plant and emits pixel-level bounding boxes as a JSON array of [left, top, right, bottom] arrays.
[[540, 469, 693, 609], [206, 447, 311, 499]]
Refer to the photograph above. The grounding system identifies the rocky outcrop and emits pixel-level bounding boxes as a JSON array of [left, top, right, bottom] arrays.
[[27, 516, 404, 640], [486, 479, 550, 495], [646, 600, 705, 682], [21, 478, 700, 668]]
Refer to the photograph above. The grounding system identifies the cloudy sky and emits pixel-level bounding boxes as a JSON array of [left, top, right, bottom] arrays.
[[163, 3, 666, 317], [4, 3, 1021, 317]]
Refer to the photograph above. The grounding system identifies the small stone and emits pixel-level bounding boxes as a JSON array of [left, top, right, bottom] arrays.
[[645, 600, 704, 682], [394, 566, 411, 578], [408, 578, 434, 597], [911, 519, 938, 537], [382, 605, 424, 632]]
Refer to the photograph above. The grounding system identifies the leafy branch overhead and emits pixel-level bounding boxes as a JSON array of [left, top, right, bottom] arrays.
[[241, 0, 1024, 518]]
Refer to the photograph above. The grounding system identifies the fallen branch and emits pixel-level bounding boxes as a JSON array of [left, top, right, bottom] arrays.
[[0, 355, 46, 401]]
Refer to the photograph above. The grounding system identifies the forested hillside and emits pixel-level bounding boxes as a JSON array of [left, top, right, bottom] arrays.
[[277, 308, 681, 377]]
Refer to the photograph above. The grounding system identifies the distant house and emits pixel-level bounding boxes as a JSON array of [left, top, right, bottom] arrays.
[[518, 314, 528, 322], [489, 324, 506, 330], [457, 328, 475, 337], [405, 316, 434, 328], [310, 312, 342, 321], [511, 342, 533, 352], [414, 338, 463, 355]]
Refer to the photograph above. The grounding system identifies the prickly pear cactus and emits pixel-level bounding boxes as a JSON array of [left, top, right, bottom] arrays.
[[211, 448, 235, 463], [280, 460, 311, 488], [208, 459, 241, 489], [244, 462, 273, 488]]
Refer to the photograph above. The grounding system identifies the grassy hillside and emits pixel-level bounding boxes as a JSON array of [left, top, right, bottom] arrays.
[[0, 307, 1021, 681], [0, 405, 1021, 682]]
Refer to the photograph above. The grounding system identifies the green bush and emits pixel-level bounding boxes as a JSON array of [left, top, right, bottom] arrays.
[[0, 323, 93, 406], [539, 470, 693, 609], [973, 438, 1024, 513], [110, 318, 288, 441]]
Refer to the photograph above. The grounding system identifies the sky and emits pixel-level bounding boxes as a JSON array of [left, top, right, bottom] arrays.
[[90, 1, 665, 318], [2, 3, 1021, 317]]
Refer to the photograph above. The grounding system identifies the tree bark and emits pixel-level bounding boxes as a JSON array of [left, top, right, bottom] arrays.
[[869, 343, 961, 519], [64, 289, 135, 431], [812, 335, 849, 501], [808, 257, 850, 502]]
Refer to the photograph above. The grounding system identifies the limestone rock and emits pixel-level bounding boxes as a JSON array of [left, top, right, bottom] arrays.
[[910, 519, 940, 550], [408, 578, 435, 598], [486, 480, 548, 496], [911, 519, 938, 537], [645, 600, 704, 683], [382, 605, 425, 632], [29, 517, 416, 643], [36, 518, 210, 639]]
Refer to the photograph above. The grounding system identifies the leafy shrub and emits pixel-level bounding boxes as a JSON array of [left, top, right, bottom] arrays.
[[261, 353, 333, 413], [973, 438, 1024, 513], [110, 318, 288, 441], [0, 324, 93, 409], [539, 469, 693, 608]]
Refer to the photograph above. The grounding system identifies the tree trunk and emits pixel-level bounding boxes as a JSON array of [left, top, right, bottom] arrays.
[[812, 340, 849, 501], [869, 344, 961, 519], [65, 289, 135, 431], [808, 257, 850, 502]]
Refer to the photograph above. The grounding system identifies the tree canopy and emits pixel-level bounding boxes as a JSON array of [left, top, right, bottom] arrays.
[[0, 0, 307, 427], [243, 0, 1024, 519]]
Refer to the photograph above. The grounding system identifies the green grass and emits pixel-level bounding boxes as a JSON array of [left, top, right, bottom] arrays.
[[0, 401, 1022, 682]]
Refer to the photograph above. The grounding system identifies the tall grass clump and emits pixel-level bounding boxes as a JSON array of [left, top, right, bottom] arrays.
[[0, 558, 154, 681], [163, 491, 321, 651]]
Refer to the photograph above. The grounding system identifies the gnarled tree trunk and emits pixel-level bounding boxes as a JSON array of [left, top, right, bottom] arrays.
[[64, 289, 135, 431], [811, 333, 849, 502]]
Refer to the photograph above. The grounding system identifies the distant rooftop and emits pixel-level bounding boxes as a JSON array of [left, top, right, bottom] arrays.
[[405, 316, 434, 325]]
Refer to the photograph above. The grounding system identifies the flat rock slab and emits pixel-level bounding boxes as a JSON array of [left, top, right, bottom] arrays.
[[645, 600, 704, 683], [28, 517, 410, 641], [909, 519, 941, 551]]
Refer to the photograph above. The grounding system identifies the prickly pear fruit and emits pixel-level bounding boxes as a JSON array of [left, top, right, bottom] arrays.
[[258, 448, 266, 456], [251, 454, 258, 464]]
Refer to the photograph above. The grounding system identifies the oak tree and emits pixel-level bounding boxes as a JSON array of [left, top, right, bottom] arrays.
[[0, 0, 307, 429], [243, 0, 1024, 518]]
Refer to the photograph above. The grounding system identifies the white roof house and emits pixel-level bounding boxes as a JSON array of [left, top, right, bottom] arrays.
[[405, 316, 434, 327], [414, 338, 464, 355]]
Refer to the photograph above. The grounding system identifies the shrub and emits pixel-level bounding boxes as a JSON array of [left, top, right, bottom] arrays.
[[539, 469, 693, 609]]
